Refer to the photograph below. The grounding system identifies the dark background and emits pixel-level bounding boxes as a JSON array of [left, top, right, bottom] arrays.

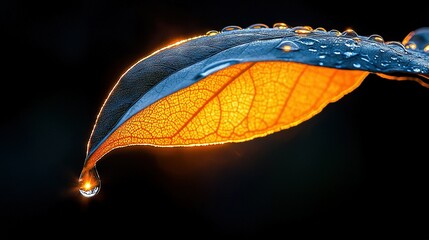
[[2, 0, 429, 237]]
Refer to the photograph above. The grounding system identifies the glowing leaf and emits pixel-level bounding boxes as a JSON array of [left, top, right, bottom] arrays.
[[79, 24, 429, 197]]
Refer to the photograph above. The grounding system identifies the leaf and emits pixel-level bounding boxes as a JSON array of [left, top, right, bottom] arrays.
[[78, 24, 429, 197]]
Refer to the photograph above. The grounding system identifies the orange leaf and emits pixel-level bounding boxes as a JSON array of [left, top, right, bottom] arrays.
[[78, 24, 429, 197]]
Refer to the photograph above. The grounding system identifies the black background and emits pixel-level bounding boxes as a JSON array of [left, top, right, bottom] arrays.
[[2, 0, 429, 238]]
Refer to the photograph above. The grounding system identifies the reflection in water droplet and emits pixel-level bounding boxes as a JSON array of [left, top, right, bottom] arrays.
[[247, 23, 269, 29], [221, 25, 242, 32], [368, 34, 384, 43], [405, 42, 417, 50], [329, 29, 341, 36], [342, 29, 359, 38], [206, 30, 219, 36], [273, 22, 288, 29], [79, 166, 101, 198], [292, 26, 313, 34], [314, 27, 327, 32], [276, 40, 300, 52], [353, 63, 361, 68]]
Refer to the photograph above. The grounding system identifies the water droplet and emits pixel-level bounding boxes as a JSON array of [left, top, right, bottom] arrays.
[[320, 45, 328, 49], [297, 37, 319, 46], [391, 56, 398, 60], [292, 26, 313, 34], [247, 23, 269, 29], [368, 34, 384, 43], [404, 41, 417, 50], [353, 63, 361, 68], [273, 22, 288, 29], [319, 55, 326, 59], [360, 55, 370, 62], [200, 60, 241, 77], [319, 62, 324, 66], [329, 29, 341, 36], [380, 61, 390, 67], [221, 25, 242, 32], [345, 39, 360, 48], [333, 50, 341, 55], [402, 27, 429, 53], [342, 29, 359, 38], [344, 51, 358, 58], [386, 41, 407, 53], [206, 30, 219, 36], [79, 166, 101, 198], [276, 40, 300, 52], [412, 67, 421, 73], [314, 27, 327, 32]]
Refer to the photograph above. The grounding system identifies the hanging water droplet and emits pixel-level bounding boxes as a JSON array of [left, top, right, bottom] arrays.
[[276, 40, 300, 52], [386, 41, 407, 53], [292, 26, 313, 34], [404, 41, 417, 50], [206, 30, 219, 36], [273, 22, 288, 29], [199, 60, 241, 77], [221, 25, 242, 32], [342, 29, 359, 38], [353, 63, 361, 68], [329, 29, 341, 36], [79, 166, 101, 198], [314, 27, 327, 32], [368, 34, 384, 43], [247, 23, 269, 29]]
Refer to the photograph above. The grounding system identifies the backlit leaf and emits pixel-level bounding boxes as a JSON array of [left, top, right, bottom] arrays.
[[78, 24, 429, 197]]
